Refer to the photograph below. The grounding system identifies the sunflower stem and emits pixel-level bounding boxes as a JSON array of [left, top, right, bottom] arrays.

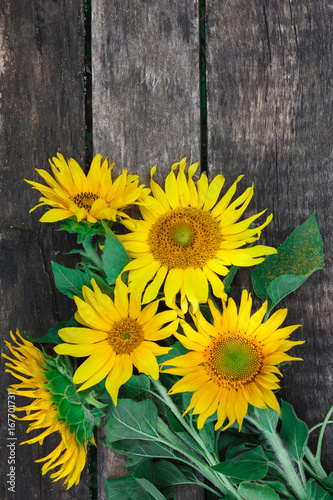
[[246, 413, 307, 500], [314, 405, 333, 464], [82, 237, 103, 269], [152, 379, 216, 463], [304, 447, 327, 480], [152, 379, 244, 500]]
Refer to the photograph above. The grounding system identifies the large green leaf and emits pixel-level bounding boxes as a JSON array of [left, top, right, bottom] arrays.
[[211, 446, 268, 480], [153, 461, 201, 488], [133, 478, 167, 500], [120, 374, 151, 399], [101, 224, 131, 284], [109, 439, 176, 466], [238, 481, 280, 500], [104, 399, 159, 443], [253, 407, 279, 434], [51, 261, 94, 298], [25, 317, 79, 344], [106, 475, 156, 500], [252, 212, 324, 316], [280, 400, 308, 461], [306, 479, 333, 500]]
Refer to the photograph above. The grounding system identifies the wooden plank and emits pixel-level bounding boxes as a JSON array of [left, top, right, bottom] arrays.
[[91, 1, 202, 498], [0, 1, 89, 498], [206, 0, 333, 468], [92, 0, 201, 184]]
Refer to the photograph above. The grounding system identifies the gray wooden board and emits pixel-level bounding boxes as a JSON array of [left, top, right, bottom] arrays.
[[0, 1, 89, 499], [206, 0, 333, 469], [92, 0, 201, 185], [91, 0, 203, 498], [2, 0, 333, 498]]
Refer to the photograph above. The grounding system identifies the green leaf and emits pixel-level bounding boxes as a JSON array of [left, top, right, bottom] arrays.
[[84, 267, 114, 296], [198, 419, 216, 454], [134, 478, 167, 500], [158, 341, 189, 365], [106, 475, 155, 500], [252, 212, 324, 315], [153, 461, 201, 488], [323, 474, 333, 494], [109, 439, 176, 465], [51, 261, 94, 299], [24, 317, 79, 344], [120, 375, 151, 399], [306, 479, 333, 500], [259, 481, 290, 497], [253, 407, 279, 433], [280, 400, 308, 461], [51, 261, 113, 299], [238, 481, 280, 499], [104, 399, 159, 443], [101, 224, 131, 284], [211, 446, 268, 480]]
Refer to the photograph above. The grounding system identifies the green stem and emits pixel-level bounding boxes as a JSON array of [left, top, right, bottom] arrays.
[[82, 238, 103, 269], [156, 417, 228, 497], [152, 379, 243, 500], [246, 413, 307, 500], [314, 405, 333, 463], [152, 379, 217, 464], [304, 447, 327, 481]]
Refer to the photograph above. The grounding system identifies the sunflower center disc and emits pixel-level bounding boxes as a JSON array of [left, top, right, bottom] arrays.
[[205, 334, 263, 389], [108, 318, 144, 354], [147, 207, 223, 269], [71, 191, 99, 210], [170, 223, 194, 246]]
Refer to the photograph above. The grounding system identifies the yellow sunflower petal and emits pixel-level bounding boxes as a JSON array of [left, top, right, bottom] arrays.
[[73, 346, 114, 385], [105, 354, 133, 405]]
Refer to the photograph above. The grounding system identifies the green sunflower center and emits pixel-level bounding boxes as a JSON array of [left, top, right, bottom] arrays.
[[170, 222, 195, 246], [71, 192, 99, 210], [108, 318, 144, 354], [204, 334, 263, 389], [147, 207, 223, 269]]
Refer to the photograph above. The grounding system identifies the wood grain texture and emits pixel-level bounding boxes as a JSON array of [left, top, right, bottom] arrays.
[[0, 1, 88, 499], [92, 1, 203, 498], [92, 0, 201, 185], [206, 0, 333, 468]]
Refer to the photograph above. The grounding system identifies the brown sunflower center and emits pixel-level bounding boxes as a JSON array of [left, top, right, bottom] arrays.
[[204, 334, 263, 389], [71, 192, 99, 210], [108, 318, 144, 354], [147, 207, 222, 269]]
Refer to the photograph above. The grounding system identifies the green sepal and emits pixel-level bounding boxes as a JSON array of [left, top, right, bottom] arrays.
[[252, 212, 324, 316], [39, 353, 106, 445], [58, 218, 111, 243]]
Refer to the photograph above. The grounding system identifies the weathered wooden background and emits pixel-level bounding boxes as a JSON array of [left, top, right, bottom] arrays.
[[1, 1, 332, 499]]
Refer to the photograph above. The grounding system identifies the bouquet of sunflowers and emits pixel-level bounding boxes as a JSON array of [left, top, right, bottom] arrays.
[[4, 153, 332, 499]]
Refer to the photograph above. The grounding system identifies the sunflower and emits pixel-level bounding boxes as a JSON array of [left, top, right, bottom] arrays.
[[54, 278, 178, 404], [118, 158, 277, 313], [3, 330, 90, 489], [161, 291, 303, 431], [25, 153, 151, 223]]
